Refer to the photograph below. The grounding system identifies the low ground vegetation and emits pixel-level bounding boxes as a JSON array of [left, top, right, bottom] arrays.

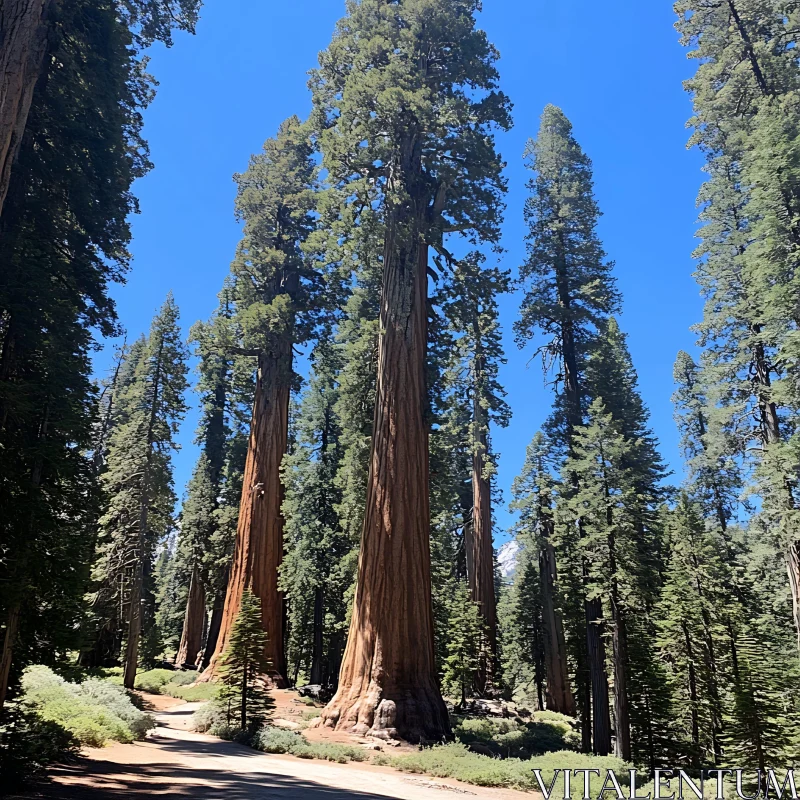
[[453, 712, 580, 758], [19, 666, 155, 747]]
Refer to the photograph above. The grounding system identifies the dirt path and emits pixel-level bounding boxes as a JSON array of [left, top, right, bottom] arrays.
[[13, 700, 533, 800]]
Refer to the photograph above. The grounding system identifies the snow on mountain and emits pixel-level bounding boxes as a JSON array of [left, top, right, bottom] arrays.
[[497, 538, 520, 579]]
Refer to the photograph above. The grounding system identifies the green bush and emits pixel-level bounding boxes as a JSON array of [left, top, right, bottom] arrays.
[[161, 681, 218, 702], [191, 700, 230, 735], [453, 712, 579, 758], [133, 668, 194, 693], [251, 726, 367, 763], [19, 665, 154, 747], [0, 708, 78, 794], [379, 744, 629, 793]]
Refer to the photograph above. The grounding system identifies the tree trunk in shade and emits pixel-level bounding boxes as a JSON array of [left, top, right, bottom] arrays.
[[0, 0, 52, 219], [199, 579, 227, 671], [316, 151, 450, 740], [538, 530, 576, 715], [175, 565, 206, 668], [201, 346, 291, 685]]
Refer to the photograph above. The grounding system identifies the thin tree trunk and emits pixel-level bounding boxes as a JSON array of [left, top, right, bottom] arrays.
[[682, 621, 701, 768], [203, 347, 291, 685], [0, 0, 52, 219], [539, 529, 576, 715], [607, 508, 631, 761], [310, 586, 324, 686], [176, 565, 206, 668], [317, 176, 450, 741], [585, 591, 611, 755], [124, 337, 165, 689], [470, 365, 497, 692]]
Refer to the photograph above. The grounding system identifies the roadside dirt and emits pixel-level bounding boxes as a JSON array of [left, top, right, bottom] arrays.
[[10, 697, 535, 800]]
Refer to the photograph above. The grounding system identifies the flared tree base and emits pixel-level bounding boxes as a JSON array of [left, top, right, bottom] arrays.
[[316, 679, 451, 744]]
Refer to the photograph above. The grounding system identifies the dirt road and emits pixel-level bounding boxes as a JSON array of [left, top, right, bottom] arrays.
[[12, 701, 533, 800]]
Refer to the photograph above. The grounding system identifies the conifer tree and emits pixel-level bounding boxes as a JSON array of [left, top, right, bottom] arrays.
[[442, 583, 486, 709], [516, 104, 619, 741], [280, 341, 349, 687], [676, 0, 800, 646], [312, 0, 510, 742], [506, 433, 574, 714], [203, 116, 320, 685], [439, 252, 510, 691], [89, 295, 188, 688], [218, 588, 273, 731], [0, 0, 201, 218]]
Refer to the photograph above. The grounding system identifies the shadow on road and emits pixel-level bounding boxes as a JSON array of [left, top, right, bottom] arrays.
[[14, 755, 398, 800]]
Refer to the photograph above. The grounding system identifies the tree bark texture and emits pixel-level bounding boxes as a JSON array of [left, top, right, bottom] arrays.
[[203, 347, 291, 685], [175, 565, 206, 668], [317, 175, 450, 741], [0, 0, 52, 219], [200, 581, 226, 671], [470, 380, 497, 690], [538, 530, 576, 715]]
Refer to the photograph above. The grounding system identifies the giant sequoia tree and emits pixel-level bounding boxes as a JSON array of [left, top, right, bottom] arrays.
[[202, 117, 319, 685], [311, 0, 510, 742]]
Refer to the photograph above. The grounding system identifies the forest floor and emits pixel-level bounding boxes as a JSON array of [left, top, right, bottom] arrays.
[[10, 693, 535, 800]]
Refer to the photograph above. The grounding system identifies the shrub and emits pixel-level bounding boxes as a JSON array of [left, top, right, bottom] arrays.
[[190, 700, 231, 736], [19, 666, 154, 747], [380, 744, 629, 793], [161, 681, 218, 702], [453, 713, 579, 758], [133, 668, 194, 693], [251, 726, 366, 763]]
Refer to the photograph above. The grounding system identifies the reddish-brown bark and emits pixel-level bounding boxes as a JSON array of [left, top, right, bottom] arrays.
[[202, 346, 291, 685], [175, 565, 206, 668], [318, 188, 450, 741], [0, 0, 52, 219]]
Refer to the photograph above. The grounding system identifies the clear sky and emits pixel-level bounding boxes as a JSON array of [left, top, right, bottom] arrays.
[[104, 0, 706, 541]]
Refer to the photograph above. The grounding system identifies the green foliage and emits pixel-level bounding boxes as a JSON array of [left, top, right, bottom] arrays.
[[133, 668, 192, 693], [441, 583, 488, 705], [252, 726, 367, 763], [454, 713, 578, 759], [18, 666, 154, 747], [377, 743, 629, 793], [217, 589, 273, 729]]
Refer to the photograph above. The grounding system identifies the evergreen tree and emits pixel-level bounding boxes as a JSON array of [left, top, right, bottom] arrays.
[[312, 0, 510, 742], [0, 0, 201, 218], [280, 341, 349, 687], [505, 433, 574, 714], [438, 252, 511, 690], [441, 583, 486, 708], [676, 0, 800, 646], [218, 588, 273, 731], [88, 295, 188, 688]]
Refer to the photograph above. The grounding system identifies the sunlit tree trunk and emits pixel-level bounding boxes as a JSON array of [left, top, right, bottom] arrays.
[[203, 347, 291, 685], [318, 148, 450, 740], [175, 565, 206, 668]]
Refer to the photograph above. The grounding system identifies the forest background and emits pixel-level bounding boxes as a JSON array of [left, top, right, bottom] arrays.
[[119, 0, 704, 523]]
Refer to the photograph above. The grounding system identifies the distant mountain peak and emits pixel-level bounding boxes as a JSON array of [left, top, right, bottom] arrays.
[[497, 538, 520, 578]]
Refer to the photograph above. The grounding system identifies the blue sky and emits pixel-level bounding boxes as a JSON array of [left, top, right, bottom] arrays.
[[105, 0, 706, 540]]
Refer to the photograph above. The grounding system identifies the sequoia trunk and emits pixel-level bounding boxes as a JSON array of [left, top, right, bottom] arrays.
[[200, 582, 226, 672], [585, 592, 611, 755], [317, 169, 449, 741], [203, 347, 291, 685], [176, 565, 206, 668], [0, 0, 52, 218]]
